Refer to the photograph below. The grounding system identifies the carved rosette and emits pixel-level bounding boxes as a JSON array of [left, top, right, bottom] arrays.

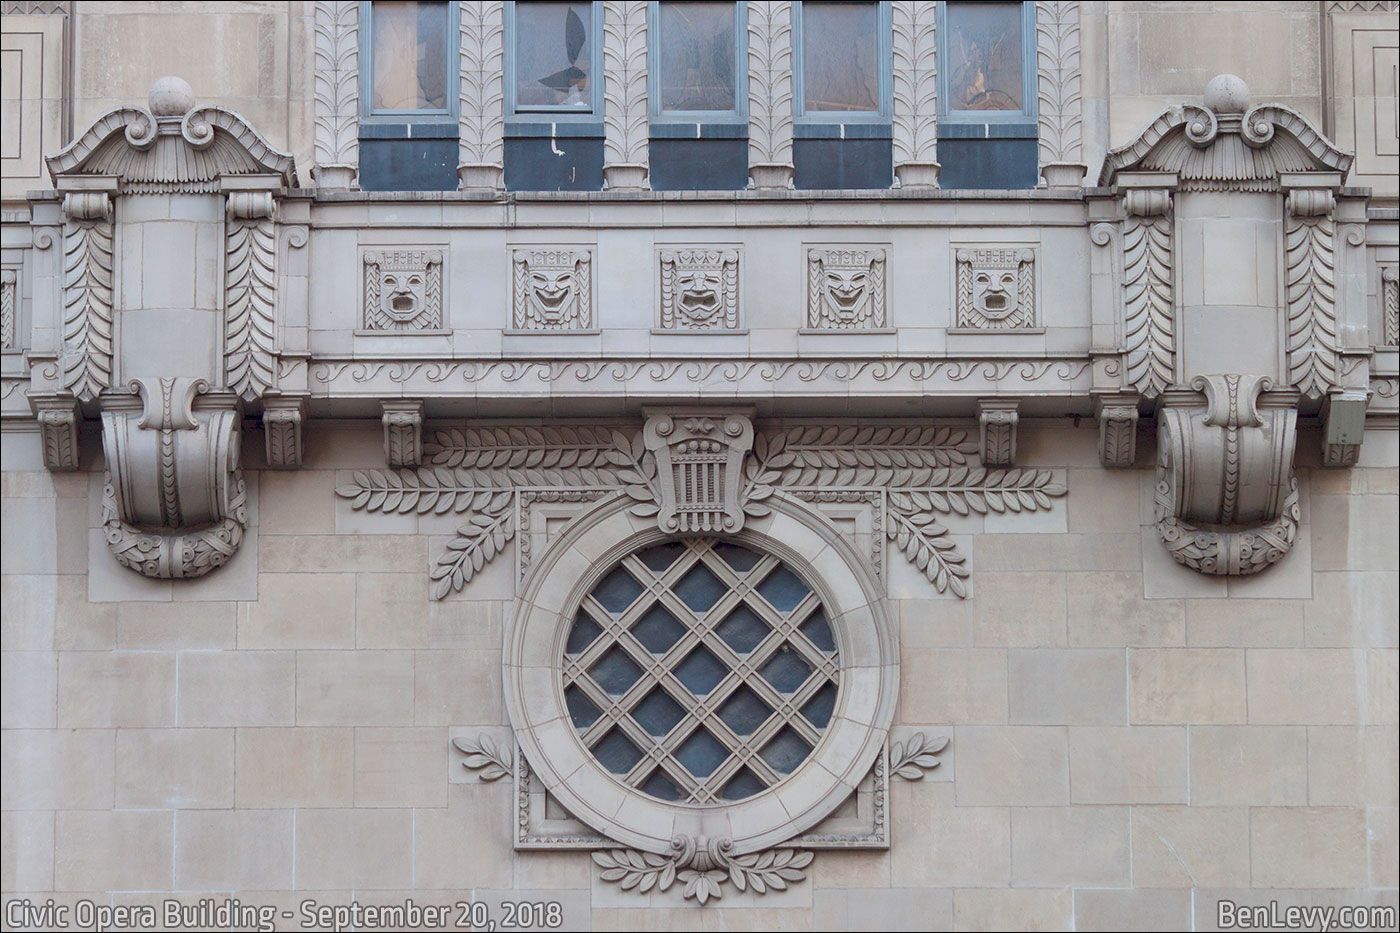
[[642, 409, 755, 534], [100, 378, 247, 579], [59, 190, 114, 403], [1155, 375, 1300, 576]]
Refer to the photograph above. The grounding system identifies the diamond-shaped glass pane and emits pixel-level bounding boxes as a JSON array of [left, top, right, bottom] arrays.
[[715, 603, 770, 654], [799, 609, 836, 653], [589, 647, 644, 695], [636, 542, 688, 574], [593, 566, 644, 614], [630, 605, 686, 654], [672, 562, 727, 613], [631, 688, 686, 737], [593, 728, 644, 775], [718, 686, 772, 736], [713, 541, 761, 572], [675, 729, 729, 777], [565, 612, 604, 655], [760, 726, 813, 774], [675, 646, 728, 695], [760, 644, 813, 694], [639, 769, 684, 801], [720, 766, 766, 801], [756, 565, 810, 613], [801, 681, 838, 729], [565, 685, 601, 729]]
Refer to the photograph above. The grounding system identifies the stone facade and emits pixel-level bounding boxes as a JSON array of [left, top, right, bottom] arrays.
[[1, 3, 1398, 932]]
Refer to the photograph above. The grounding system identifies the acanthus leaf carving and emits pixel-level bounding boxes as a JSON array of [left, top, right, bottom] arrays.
[[59, 191, 114, 403], [1284, 190, 1340, 398], [382, 399, 424, 468], [891, 1, 939, 170], [977, 399, 1019, 466], [1122, 189, 1175, 397], [1035, 0, 1083, 166], [747, 1, 794, 187], [458, 1, 505, 185], [224, 191, 278, 400], [32, 395, 81, 471], [1095, 394, 1140, 469], [601, 1, 649, 187], [262, 397, 306, 469], [312, 0, 359, 185]]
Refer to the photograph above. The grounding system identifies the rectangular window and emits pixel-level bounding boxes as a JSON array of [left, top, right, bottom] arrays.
[[796, 1, 890, 120], [649, 1, 746, 124], [507, 1, 604, 117], [937, 0, 1036, 123], [365, 1, 454, 116]]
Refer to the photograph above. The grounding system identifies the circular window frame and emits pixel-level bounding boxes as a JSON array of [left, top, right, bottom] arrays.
[[505, 494, 897, 856]]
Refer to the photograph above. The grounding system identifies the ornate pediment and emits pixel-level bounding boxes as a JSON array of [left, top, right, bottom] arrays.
[[1099, 75, 1353, 190], [46, 76, 296, 192]]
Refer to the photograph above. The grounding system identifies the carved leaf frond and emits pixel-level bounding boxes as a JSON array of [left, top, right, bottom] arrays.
[[1035, 1, 1083, 164], [313, 0, 359, 166], [61, 218, 114, 402], [890, 732, 950, 780], [452, 733, 513, 781], [746, 1, 794, 164], [225, 217, 278, 400], [602, 1, 649, 166], [1285, 216, 1339, 398], [1123, 214, 1174, 397], [430, 505, 515, 599], [892, 0, 939, 164], [459, 1, 505, 165]]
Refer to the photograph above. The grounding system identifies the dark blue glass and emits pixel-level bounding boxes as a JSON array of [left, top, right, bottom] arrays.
[[756, 566, 810, 613], [799, 609, 836, 653], [675, 729, 728, 777], [631, 688, 686, 736], [640, 769, 685, 801], [589, 646, 643, 694], [760, 726, 813, 774], [675, 646, 728, 695], [801, 681, 838, 729], [565, 684, 601, 728], [718, 686, 772, 735], [672, 562, 727, 613], [630, 605, 686, 654], [720, 766, 766, 800], [760, 644, 813, 694], [593, 566, 644, 614], [715, 604, 770, 654], [712, 541, 761, 572], [593, 728, 644, 774], [637, 542, 687, 574], [565, 612, 603, 655]]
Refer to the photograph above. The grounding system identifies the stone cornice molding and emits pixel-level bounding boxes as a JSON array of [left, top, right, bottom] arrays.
[[47, 78, 297, 192], [1099, 76, 1353, 190]]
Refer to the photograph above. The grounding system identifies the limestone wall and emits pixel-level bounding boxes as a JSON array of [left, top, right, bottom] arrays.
[[2, 420, 1395, 930]]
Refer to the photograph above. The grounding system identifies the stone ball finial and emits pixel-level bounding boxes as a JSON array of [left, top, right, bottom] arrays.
[[1202, 74, 1250, 114], [148, 76, 195, 116]]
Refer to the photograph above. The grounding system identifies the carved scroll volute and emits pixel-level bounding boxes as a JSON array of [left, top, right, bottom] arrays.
[[1120, 184, 1175, 398], [100, 378, 248, 579], [643, 409, 755, 534], [1154, 375, 1300, 576]]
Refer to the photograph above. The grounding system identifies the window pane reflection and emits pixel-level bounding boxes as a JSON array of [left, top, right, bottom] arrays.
[[802, 1, 878, 112], [658, 2, 737, 112], [515, 1, 594, 109], [945, 1, 1023, 112], [372, 1, 449, 111]]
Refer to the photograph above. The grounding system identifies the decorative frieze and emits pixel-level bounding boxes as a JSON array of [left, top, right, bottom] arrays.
[[747, 1, 794, 189], [382, 399, 424, 468], [312, 0, 359, 187], [225, 191, 278, 400], [977, 399, 1019, 466], [362, 249, 445, 332], [1122, 187, 1175, 398], [955, 248, 1036, 330], [1035, 1, 1084, 169], [891, 0, 939, 187], [457, 1, 506, 189], [59, 190, 114, 403], [1284, 188, 1341, 399], [601, 0, 649, 190], [658, 248, 740, 330], [511, 248, 594, 331], [806, 248, 888, 330]]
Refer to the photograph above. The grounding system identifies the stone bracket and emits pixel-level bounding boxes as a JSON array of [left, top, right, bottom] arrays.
[[263, 396, 308, 469], [1320, 389, 1368, 467], [31, 393, 81, 471], [383, 399, 425, 468], [977, 399, 1019, 466], [1094, 392, 1140, 468]]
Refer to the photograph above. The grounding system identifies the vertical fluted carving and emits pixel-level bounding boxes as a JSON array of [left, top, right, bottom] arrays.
[[747, 1, 794, 187], [1122, 189, 1174, 398], [1284, 190, 1340, 399], [225, 192, 278, 401], [1035, 1, 1083, 166], [0, 269, 15, 349], [891, 1, 938, 168], [313, 0, 359, 186], [1384, 267, 1398, 348], [602, 1, 649, 187], [60, 192, 113, 403], [458, 1, 505, 185]]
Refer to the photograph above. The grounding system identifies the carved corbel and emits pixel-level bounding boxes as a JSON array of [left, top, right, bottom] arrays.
[[977, 399, 1019, 466], [643, 408, 755, 534], [263, 396, 307, 469], [383, 399, 424, 468], [100, 378, 247, 578], [30, 394, 81, 471], [1094, 392, 1140, 468], [1320, 389, 1368, 468], [1154, 375, 1299, 576]]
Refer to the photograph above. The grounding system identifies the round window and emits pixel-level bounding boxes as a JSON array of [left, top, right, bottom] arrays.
[[561, 539, 839, 805]]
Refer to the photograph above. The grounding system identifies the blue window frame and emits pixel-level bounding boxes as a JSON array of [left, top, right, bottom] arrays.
[[936, 0, 1037, 127], [793, 1, 892, 126], [647, 1, 748, 127], [505, 1, 606, 122], [359, 1, 460, 125]]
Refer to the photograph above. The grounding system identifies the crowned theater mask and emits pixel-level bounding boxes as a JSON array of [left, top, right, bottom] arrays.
[[362, 250, 444, 331], [512, 248, 594, 330], [658, 248, 740, 330], [955, 248, 1036, 329], [806, 248, 887, 330]]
